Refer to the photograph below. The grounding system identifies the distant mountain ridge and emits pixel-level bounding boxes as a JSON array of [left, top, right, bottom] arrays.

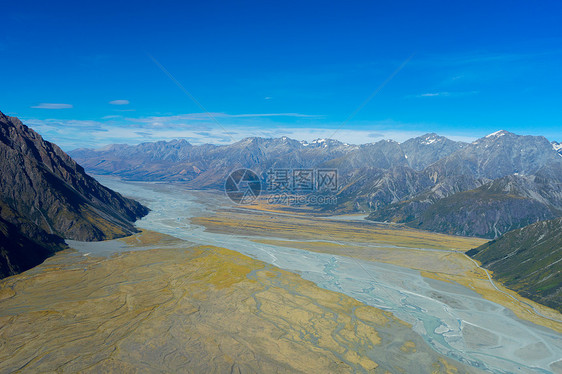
[[0, 111, 149, 278], [70, 130, 562, 238], [70, 133, 467, 188]]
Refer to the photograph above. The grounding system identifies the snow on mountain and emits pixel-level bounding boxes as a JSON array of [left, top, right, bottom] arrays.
[[553, 141, 562, 156], [485, 130, 510, 138]]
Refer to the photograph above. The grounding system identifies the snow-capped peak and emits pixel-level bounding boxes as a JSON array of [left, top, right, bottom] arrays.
[[421, 134, 441, 145], [311, 138, 344, 148], [310, 138, 330, 148], [485, 130, 509, 138], [553, 141, 562, 156]]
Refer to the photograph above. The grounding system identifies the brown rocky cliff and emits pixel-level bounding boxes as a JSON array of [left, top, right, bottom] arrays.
[[0, 111, 149, 278]]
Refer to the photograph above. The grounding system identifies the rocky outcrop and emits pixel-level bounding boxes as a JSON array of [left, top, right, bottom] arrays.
[[0, 111, 149, 278]]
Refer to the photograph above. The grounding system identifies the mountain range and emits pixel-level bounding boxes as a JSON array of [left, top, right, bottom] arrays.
[[0, 112, 148, 278], [70, 130, 562, 239]]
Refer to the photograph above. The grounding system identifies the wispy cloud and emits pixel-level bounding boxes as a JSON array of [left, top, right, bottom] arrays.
[[420, 92, 445, 97], [415, 91, 478, 98], [109, 99, 130, 105], [21, 113, 479, 151], [230, 113, 322, 118], [130, 112, 323, 123], [31, 103, 73, 109]]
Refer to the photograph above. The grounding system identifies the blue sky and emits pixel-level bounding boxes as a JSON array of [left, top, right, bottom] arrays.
[[1, 0, 561, 149]]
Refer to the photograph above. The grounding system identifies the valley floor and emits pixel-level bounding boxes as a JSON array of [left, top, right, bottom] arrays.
[[0, 231, 472, 373], [192, 205, 562, 332], [1, 178, 561, 373]]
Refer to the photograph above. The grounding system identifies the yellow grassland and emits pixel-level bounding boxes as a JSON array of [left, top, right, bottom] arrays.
[[191, 210, 562, 333], [0, 230, 476, 373]]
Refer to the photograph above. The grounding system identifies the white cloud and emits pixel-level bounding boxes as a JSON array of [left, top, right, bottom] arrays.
[[109, 99, 130, 105], [21, 112, 480, 151], [129, 112, 323, 124], [416, 91, 478, 98], [230, 113, 321, 118], [420, 92, 446, 97], [31, 103, 73, 109]]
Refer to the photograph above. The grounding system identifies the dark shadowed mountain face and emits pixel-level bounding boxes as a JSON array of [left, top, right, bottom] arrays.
[[0, 201, 66, 278], [0, 112, 149, 278], [370, 166, 562, 238], [467, 217, 562, 312]]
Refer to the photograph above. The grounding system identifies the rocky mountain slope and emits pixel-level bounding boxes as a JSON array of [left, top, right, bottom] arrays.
[[70, 134, 465, 186], [426, 130, 560, 180], [467, 217, 562, 312], [70, 137, 357, 186], [368, 131, 562, 237], [370, 166, 562, 238], [400, 133, 466, 171], [70, 133, 465, 209], [0, 111, 149, 278], [70, 130, 562, 238]]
